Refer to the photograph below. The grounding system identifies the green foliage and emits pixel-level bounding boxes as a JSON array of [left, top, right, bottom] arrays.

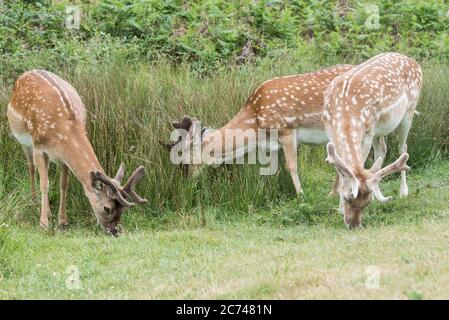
[[1, 0, 449, 77]]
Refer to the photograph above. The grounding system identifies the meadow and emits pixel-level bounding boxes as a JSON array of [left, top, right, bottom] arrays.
[[0, 59, 448, 299], [1, 0, 449, 300]]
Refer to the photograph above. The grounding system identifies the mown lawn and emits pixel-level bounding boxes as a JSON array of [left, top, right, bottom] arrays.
[[0, 161, 448, 299]]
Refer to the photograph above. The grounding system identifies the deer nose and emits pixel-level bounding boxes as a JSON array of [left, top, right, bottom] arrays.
[[344, 217, 362, 229], [346, 223, 362, 229], [106, 226, 119, 237]]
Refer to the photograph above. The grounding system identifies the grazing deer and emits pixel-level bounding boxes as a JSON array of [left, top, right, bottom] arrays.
[[7, 70, 147, 235], [162, 64, 354, 194], [323, 52, 423, 228]]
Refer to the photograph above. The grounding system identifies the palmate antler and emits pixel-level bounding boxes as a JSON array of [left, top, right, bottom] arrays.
[[368, 151, 410, 202], [91, 164, 147, 207], [172, 116, 194, 130]]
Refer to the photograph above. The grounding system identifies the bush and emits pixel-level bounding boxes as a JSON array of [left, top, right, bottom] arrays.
[[1, 0, 449, 78]]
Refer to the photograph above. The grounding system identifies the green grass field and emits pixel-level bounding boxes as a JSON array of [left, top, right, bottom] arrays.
[[0, 61, 448, 299], [1, 160, 448, 299]]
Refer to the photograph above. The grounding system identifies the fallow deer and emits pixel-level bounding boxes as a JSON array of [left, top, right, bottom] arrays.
[[7, 70, 147, 236], [323, 52, 423, 228], [162, 64, 355, 195]]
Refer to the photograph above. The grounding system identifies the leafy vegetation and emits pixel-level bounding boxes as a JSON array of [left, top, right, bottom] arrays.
[[1, 0, 449, 76]]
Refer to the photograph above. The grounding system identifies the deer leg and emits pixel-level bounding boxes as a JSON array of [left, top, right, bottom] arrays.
[[58, 163, 69, 227], [372, 136, 387, 166], [397, 109, 415, 198], [22, 146, 36, 201], [279, 131, 302, 194], [34, 150, 50, 228], [361, 136, 374, 165]]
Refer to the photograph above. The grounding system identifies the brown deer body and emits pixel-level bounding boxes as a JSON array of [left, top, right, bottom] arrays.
[[323, 52, 423, 228], [7, 70, 147, 235], [164, 64, 354, 194]]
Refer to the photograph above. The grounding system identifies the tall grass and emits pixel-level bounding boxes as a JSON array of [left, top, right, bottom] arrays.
[[0, 59, 448, 226]]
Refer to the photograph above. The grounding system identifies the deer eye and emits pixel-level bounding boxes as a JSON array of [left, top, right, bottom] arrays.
[[104, 206, 112, 214]]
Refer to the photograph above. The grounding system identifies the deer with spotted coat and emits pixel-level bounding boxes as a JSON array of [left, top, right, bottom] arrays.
[[7, 70, 147, 236], [322, 52, 423, 228], [162, 64, 354, 195]]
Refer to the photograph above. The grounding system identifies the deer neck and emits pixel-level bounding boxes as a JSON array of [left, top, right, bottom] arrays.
[[61, 132, 103, 193], [201, 108, 258, 163]]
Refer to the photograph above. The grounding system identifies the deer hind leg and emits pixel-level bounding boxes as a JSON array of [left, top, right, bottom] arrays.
[[397, 108, 415, 198], [279, 131, 303, 195], [58, 164, 70, 227], [22, 146, 36, 201], [373, 136, 387, 166], [34, 149, 50, 228]]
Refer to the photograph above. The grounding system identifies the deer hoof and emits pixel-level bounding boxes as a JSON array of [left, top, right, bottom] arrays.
[[296, 191, 305, 202], [400, 186, 409, 198], [39, 221, 49, 230]]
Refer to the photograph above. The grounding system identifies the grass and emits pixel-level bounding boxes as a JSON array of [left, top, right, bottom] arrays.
[[0, 60, 448, 299], [0, 60, 448, 214], [0, 160, 448, 299]]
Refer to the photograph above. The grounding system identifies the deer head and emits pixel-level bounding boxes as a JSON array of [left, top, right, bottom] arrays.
[[89, 164, 147, 236], [161, 115, 208, 178], [326, 142, 410, 228]]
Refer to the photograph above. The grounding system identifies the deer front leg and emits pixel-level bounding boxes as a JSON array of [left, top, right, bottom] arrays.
[[397, 109, 415, 198], [34, 150, 50, 228], [279, 131, 303, 195], [373, 136, 387, 166], [58, 163, 70, 227]]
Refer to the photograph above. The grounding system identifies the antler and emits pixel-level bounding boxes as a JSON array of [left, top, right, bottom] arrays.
[[90, 165, 147, 207], [368, 151, 410, 202], [159, 136, 182, 151], [90, 171, 135, 207], [325, 142, 359, 199], [172, 115, 193, 130], [123, 166, 148, 204], [114, 163, 125, 182], [160, 115, 195, 151], [371, 152, 410, 182]]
